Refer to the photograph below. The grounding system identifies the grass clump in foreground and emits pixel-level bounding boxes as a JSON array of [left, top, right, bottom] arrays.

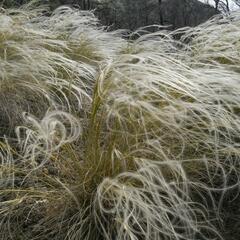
[[1, 3, 240, 240]]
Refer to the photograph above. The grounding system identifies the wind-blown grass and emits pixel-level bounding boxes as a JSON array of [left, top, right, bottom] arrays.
[[0, 4, 240, 240]]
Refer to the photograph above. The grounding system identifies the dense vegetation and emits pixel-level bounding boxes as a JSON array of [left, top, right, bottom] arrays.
[[0, 2, 240, 240], [2, 0, 218, 30]]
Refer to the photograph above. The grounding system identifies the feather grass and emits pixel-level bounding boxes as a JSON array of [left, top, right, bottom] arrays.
[[0, 4, 240, 240]]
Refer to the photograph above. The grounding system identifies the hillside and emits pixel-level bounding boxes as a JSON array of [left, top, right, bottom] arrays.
[[95, 0, 218, 30], [3, 0, 218, 30], [0, 3, 240, 240]]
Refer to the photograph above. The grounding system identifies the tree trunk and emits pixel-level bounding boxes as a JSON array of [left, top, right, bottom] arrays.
[[158, 0, 164, 25], [87, 0, 91, 9]]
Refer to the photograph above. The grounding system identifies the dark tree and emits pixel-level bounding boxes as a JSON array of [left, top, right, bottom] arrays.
[[158, 0, 164, 25]]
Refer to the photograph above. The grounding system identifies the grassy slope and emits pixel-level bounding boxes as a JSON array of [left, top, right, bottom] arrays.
[[0, 4, 240, 240]]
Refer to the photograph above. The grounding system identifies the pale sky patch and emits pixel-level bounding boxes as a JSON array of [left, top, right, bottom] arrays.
[[199, 0, 239, 10]]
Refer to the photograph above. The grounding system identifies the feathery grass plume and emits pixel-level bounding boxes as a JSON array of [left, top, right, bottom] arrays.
[[16, 110, 82, 168], [0, 6, 96, 136], [0, 140, 15, 188], [25, 6, 127, 61], [0, 59, 222, 239], [93, 159, 217, 240], [179, 11, 240, 69], [0, 45, 230, 240], [0, 132, 222, 240], [0, 111, 82, 239], [1, 3, 240, 240]]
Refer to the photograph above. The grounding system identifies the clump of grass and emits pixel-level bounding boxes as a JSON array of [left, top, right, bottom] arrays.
[[179, 12, 240, 70], [1, 3, 240, 240], [0, 6, 99, 136]]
